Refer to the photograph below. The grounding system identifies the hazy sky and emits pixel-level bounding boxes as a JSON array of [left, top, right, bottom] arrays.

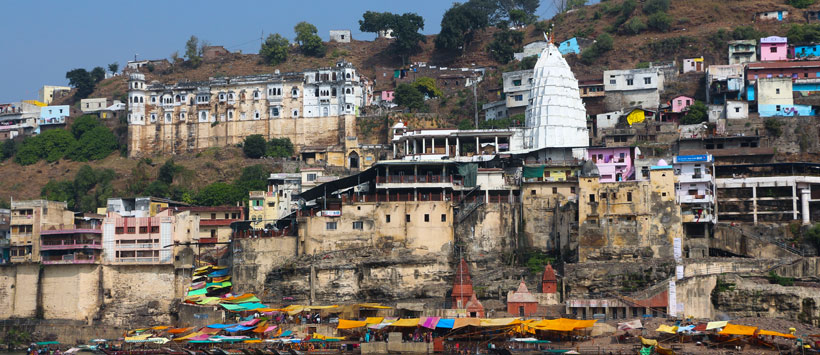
[[0, 0, 578, 102]]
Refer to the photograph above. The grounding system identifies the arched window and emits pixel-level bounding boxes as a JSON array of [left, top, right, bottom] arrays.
[[139, 97, 143, 103], [200, 111, 207, 121], [346, 88, 352, 94], [254, 110, 260, 120]]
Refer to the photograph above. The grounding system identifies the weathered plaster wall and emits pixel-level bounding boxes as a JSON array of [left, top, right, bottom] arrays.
[[232, 236, 298, 296], [521, 182, 577, 254], [98, 265, 181, 326], [41, 264, 100, 322]]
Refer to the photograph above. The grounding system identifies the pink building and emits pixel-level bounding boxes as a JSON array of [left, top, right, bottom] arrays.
[[102, 209, 196, 264], [760, 36, 788, 61], [671, 95, 694, 113], [587, 147, 636, 182], [381, 91, 395, 102]]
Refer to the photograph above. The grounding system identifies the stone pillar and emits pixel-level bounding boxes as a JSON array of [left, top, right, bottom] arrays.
[[393, 143, 397, 159], [792, 184, 799, 221], [475, 137, 480, 154], [422, 138, 426, 155], [456, 137, 460, 156], [495, 136, 499, 152], [802, 187, 811, 225], [431, 138, 435, 155], [752, 185, 758, 225], [405, 140, 409, 156], [445, 137, 450, 156]]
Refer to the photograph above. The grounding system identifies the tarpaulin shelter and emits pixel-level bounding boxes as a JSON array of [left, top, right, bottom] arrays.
[[390, 318, 421, 327], [706, 321, 728, 330], [205, 324, 236, 329], [452, 318, 481, 329], [337, 319, 367, 329], [221, 293, 260, 304], [436, 319, 455, 329], [124, 334, 152, 342], [420, 317, 440, 329], [357, 303, 392, 309], [719, 324, 757, 336], [656, 324, 678, 334], [220, 302, 267, 311], [757, 329, 797, 339], [617, 319, 643, 331], [224, 324, 256, 332], [532, 318, 597, 332], [364, 317, 384, 324], [167, 327, 193, 334], [207, 269, 230, 278], [479, 318, 520, 327]]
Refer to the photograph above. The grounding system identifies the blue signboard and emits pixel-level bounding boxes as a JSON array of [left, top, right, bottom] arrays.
[[676, 155, 708, 162]]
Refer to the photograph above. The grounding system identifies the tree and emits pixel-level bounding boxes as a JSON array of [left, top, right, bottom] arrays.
[[647, 12, 671, 32], [0, 139, 16, 161], [108, 62, 119, 74], [71, 115, 103, 139], [412, 77, 444, 98], [436, 1, 493, 53], [68, 126, 118, 161], [185, 35, 202, 67], [642, 0, 670, 14], [42, 130, 77, 162], [158, 159, 182, 184], [65, 68, 95, 99], [580, 33, 614, 64], [487, 29, 524, 64], [787, 0, 817, 9], [394, 83, 425, 110], [90, 66, 106, 83], [235, 164, 273, 196], [806, 223, 820, 252], [243, 134, 267, 158], [508, 9, 536, 27], [733, 25, 766, 40], [195, 182, 243, 206], [359, 11, 426, 65], [267, 137, 294, 158], [294, 21, 326, 57], [259, 34, 289, 66], [680, 101, 708, 124], [787, 24, 820, 44]]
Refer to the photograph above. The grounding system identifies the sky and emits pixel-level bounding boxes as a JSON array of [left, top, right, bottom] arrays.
[[0, 0, 581, 103]]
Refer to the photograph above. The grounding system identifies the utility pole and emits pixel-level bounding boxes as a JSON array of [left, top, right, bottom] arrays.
[[473, 79, 478, 128]]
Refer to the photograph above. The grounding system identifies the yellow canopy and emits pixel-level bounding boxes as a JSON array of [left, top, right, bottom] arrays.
[[719, 324, 757, 336], [758, 329, 797, 339], [151, 326, 170, 330], [125, 334, 152, 341], [533, 318, 597, 332], [337, 319, 367, 329], [627, 109, 646, 126], [244, 340, 262, 343], [357, 303, 392, 309], [453, 318, 482, 329], [640, 336, 658, 347], [194, 265, 212, 272], [365, 317, 384, 324], [173, 332, 203, 341], [705, 321, 728, 330], [479, 318, 520, 327], [312, 333, 345, 340], [390, 318, 421, 327], [656, 324, 678, 334]]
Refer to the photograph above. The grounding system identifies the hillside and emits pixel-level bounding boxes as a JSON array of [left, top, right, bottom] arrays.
[[4, 0, 814, 207]]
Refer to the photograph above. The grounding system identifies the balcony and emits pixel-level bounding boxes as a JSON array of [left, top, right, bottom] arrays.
[[42, 254, 99, 264], [682, 212, 714, 223], [376, 175, 464, 189], [115, 257, 166, 264], [116, 243, 159, 250], [40, 240, 102, 250], [678, 173, 713, 183], [678, 194, 714, 204]]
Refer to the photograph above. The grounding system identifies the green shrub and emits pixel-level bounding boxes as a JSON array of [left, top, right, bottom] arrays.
[[787, 0, 816, 8], [765, 118, 783, 137], [621, 17, 647, 35], [243, 134, 267, 159], [681, 101, 708, 125], [768, 271, 795, 286], [643, 0, 670, 14], [647, 12, 671, 32], [266, 137, 294, 158]]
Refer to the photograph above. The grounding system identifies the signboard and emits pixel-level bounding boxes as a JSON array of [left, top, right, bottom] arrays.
[[319, 210, 341, 217], [676, 155, 709, 163], [676, 265, 685, 280], [673, 238, 682, 262], [668, 281, 677, 317]]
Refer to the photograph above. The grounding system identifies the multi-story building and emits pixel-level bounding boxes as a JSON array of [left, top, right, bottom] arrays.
[[760, 36, 788, 61], [38, 105, 70, 131], [173, 206, 244, 243], [39, 214, 104, 265], [577, 160, 682, 262], [126, 60, 369, 157], [102, 208, 197, 264], [38, 85, 71, 105], [0, 101, 41, 140], [249, 173, 302, 229], [673, 154, 716, 257], [80, 98, 108, 113], [602, 68, 663, 111], [587, 147, 636, 182], [706, 64, 744, 105], [728, 40, 757, 65], [756, 77, 814, 117], [9, 200, 74, 263], [502, 70, 533, 116], [0, 209, 9, 264]]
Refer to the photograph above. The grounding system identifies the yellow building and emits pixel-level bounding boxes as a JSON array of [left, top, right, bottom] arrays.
[[38, 85, 72, 105], [9, 200, 74, 263], [577, 160, 682, 262], [249, 174, 302, 229]]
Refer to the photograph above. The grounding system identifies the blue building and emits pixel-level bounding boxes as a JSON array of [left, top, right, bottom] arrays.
[[39, 105, 69, 127], [558, 38, 580, 55], [793, 44, 820, 58]]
